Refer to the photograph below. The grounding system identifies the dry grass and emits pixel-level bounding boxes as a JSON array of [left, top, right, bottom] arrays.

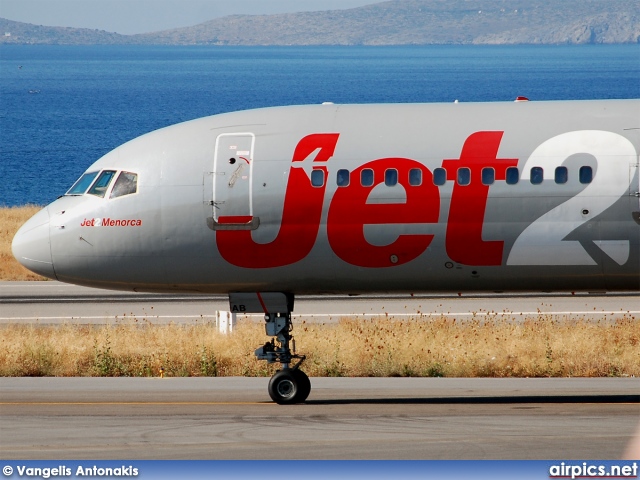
[[1, 315, 638, 377], [0, 206, 46, 281]]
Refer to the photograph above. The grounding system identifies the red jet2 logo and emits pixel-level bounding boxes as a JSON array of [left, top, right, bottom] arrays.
[[216, 131, 517, 269]]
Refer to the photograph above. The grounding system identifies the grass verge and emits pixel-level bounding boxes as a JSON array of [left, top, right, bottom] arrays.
[[1, 316, 637, 377]]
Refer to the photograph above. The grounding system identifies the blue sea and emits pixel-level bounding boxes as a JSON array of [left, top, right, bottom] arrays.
[[1, 44, 639, 207]]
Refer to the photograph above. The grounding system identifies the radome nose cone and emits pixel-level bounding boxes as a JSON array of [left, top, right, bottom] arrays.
[[12, 207, 57, 279]]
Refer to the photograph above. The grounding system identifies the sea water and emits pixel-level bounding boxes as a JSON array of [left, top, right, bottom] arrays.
[[1, 44, 638, 206]]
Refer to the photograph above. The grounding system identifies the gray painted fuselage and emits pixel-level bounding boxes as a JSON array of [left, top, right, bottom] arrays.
[[13, 100, 640, 294]]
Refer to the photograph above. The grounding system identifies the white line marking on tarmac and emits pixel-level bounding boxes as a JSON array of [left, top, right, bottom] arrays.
[[1, 311, 637, 321]]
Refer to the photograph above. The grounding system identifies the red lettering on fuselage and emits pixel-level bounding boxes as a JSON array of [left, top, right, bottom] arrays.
[[216, 131, 518, 269], [216, 133, 340, 268], [442, 132, 518, 266], [80, 218, 142, 227], [328, 159, 439, 267]]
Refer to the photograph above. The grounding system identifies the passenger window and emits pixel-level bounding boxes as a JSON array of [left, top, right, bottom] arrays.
[[311, 169, 325, 187], [433, 167, 446, 186], [110, 172, 138, 199], [530, 167, 543, 185], [457, 167, 470, 186], [409, 168, 422, 186], [385, 169, 398, 186], [481, 167, 495, 185], [87, 170, 117, 198], [506, 167, 519, 185], [337, 169, 350, 187], [555, 166, 568, 184], [66, 171, 99, 195], [579, 166, 593, 184], [361, 168, 374, 187]]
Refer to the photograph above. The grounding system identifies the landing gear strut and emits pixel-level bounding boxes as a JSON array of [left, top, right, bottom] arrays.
[[228, 292, 310, 404], [255, 313, 310, 404]]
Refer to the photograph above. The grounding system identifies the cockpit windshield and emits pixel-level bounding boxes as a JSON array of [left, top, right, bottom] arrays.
[[66, 171, 99, 195], [110, 171, 138, 198], [65, 169, 138, 199], [87, 170, 117, 198]]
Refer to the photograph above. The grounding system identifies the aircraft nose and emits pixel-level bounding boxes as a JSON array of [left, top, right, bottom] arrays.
[[11, 206, 57, 279]]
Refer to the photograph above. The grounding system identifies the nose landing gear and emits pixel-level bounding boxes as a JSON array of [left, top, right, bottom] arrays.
[[228, 292, 310, 404], [255, 312, 310, 404]]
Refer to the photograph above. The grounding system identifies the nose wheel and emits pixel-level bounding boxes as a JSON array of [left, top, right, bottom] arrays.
[[228, 293, 311, 404], [268, 369, 311, 404]]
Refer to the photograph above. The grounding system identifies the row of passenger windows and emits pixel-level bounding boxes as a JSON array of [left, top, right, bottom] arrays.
[[311, 166, 594, 188], [66, 170, 138, 199]]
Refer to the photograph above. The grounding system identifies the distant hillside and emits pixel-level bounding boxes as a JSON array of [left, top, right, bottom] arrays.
[[0, 19, 126, 45], [2, 0, 639, 46]]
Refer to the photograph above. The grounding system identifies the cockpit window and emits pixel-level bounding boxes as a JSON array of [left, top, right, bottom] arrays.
[[110, 171, 138, 199], [87, 170, 117, 198], [66, 171, 99, 195]]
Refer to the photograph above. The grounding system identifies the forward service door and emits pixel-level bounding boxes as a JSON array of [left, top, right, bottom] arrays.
[[211, 133, 259, 230]]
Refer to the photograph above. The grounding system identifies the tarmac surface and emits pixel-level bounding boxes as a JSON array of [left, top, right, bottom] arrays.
[[1, 377, 639, 460]]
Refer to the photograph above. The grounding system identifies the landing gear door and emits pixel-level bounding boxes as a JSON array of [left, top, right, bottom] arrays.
[[212, 133, 259, 230]]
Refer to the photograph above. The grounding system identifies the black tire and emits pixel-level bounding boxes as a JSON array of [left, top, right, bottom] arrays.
[[268, 370, 298, 404], [268, 369, 311, 404], [291, 369, 311, 403]]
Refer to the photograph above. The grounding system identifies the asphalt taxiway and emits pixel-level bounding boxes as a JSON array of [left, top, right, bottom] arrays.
[[1, 377, 638, 460], [1, 281, 638, 325]]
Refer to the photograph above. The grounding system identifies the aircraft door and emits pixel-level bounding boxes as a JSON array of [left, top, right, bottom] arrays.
[[211, 133, 259, 230]]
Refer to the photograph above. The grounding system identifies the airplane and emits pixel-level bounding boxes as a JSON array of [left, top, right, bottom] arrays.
[[12, 98, 640, 404]]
